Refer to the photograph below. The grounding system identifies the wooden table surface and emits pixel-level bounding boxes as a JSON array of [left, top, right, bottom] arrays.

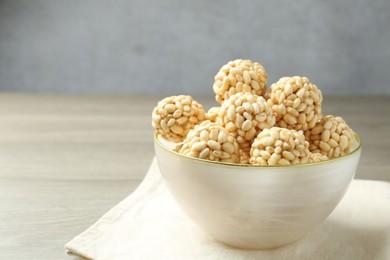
[[0, 93, 389, 259]]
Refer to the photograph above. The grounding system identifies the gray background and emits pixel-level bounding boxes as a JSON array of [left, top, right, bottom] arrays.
[[0, 0, 389, 95]]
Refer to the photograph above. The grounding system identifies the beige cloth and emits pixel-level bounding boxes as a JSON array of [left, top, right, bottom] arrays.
[[66, 158, 390, 260]]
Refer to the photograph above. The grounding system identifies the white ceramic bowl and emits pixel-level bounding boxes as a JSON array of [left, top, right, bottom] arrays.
[[154, 133, 362, 249]]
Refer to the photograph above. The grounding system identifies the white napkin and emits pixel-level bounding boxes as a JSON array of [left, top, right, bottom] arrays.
[[66, 158, 390, 260]]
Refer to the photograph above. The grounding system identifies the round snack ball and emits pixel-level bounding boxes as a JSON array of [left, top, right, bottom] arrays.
[[267, 76, 323, 131], [217, 93, 276, 151], [309, 152, 329, 163], [305, 115, 356, 159], [250, 127, 310, 166], [205, 106, 220, 122], [152, 95, 206, 142], [179, 121, 240, 163], [213, 59, 268, 103]]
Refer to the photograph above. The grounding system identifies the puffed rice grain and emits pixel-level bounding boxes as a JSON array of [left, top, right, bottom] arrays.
[[205, 106, 220, 122], [309, 152, 329, 163], [239, 149, 251, 164]]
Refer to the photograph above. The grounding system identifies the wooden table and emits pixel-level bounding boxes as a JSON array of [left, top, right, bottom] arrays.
[[0, 93, 388, 259]]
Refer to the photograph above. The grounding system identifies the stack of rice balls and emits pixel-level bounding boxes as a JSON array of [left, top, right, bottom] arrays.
[[152, 59, 356, 166]]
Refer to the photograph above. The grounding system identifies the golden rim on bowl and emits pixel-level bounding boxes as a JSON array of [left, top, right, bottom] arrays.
[[154, 132, 362, 168]]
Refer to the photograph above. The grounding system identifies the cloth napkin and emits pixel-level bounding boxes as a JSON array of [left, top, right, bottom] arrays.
[[66, 158, 390, 260]]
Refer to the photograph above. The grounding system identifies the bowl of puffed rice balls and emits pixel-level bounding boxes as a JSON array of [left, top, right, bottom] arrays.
[[152, 59, 362, 249]]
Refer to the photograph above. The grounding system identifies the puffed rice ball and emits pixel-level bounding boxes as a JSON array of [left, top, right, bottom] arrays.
[[217, 93, 276, 151], [305, 115, 356, 158], [213, 59, 268, 103], [205, 107, 220, 122], [179, 121, 240, 163], [250, 127, 310, 165], [267, 76, 323, 131], [309, 153, 329, 163], [152, 95, 206, 142]]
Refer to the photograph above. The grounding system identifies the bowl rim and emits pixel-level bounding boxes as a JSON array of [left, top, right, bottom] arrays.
[[154, 131, 362, 168]]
